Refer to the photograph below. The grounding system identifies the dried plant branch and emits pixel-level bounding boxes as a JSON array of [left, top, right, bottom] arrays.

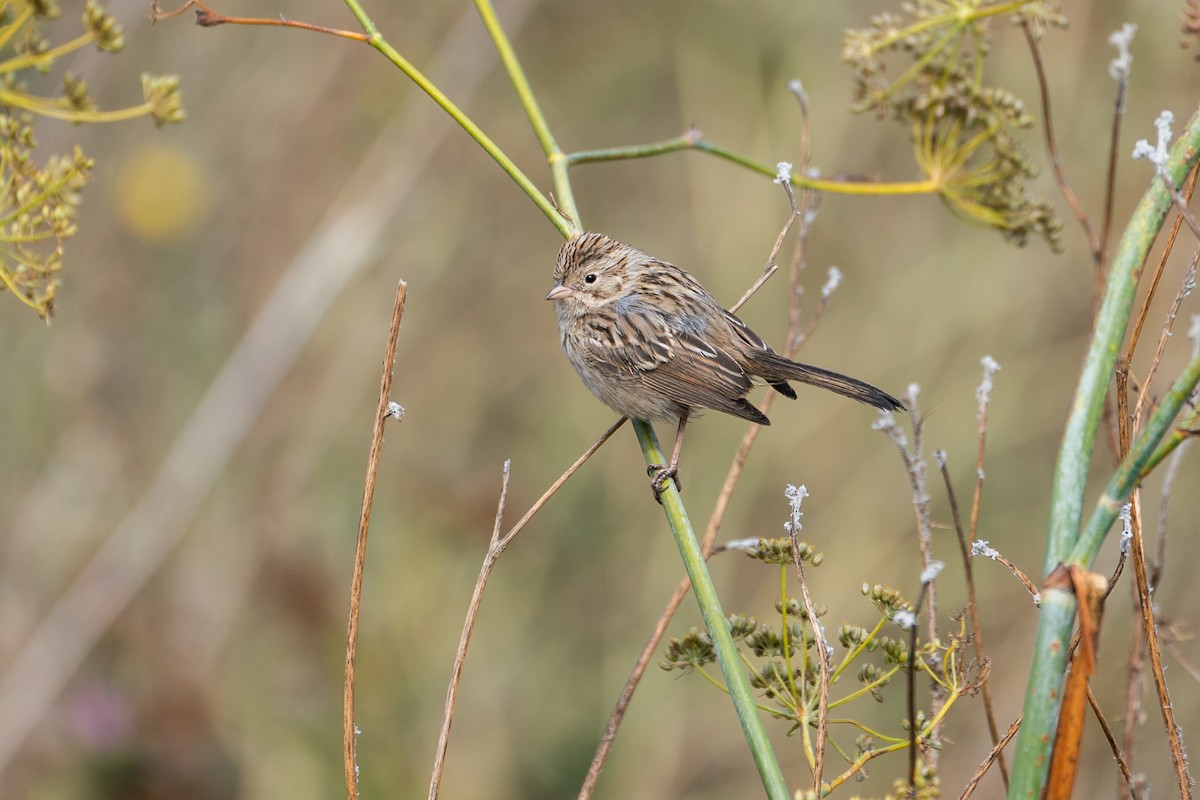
[[1020, 21, 1100, 266], [907, 579, 929, 788], [1133, 250, 1198, 427], [344, 281, 408, 799], [1083, 686, 1137, 800], [1156, 171, 1200, 241], [1124, 164, 1200, 374], [150, 0, 369, 40], [971, 541, 1041, 606], [578, 573, 689, 800], [1155, 317, 1200, 579], [1127, 491, 1194, 798], [959, 715, 1021, 800], [730, 172, 800, 314], [875, 393, 943, 753], [427, 421, 625, 800], [787, 493, 830, 796], [1098, 29, 1131, 278], [428, 461, 513, 800], [937, 449, 1007, 788]]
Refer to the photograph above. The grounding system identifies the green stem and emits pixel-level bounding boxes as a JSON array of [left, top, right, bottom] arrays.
[[1010, 106, 1200, 800], [1068, 349, 1200, 566], [1138, 406, 1200, 478], [567, 133, 938, 195], [567, 130, 704, 164], [1009, 588, 1074, 799], [0, 31, 94, 76], [340, 0, 573, 237], [1042, 108, 1200, 576], [473, 0, 580, 232], [0, 89, 152, 124], [694, 139, 938, 195], [632, 420, 789, 800]]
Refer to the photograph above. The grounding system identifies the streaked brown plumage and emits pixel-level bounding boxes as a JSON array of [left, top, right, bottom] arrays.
[[545, 232, 903, 494]]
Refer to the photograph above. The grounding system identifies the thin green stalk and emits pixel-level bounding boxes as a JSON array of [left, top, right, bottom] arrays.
[[632, 420, 789, 800], [1010, 106, 1200, 800], [1138, 405, 1200, 477], [1068, 349, 1200, 567], [340, 0, 573, 237], [694, 139, 938, 195], [473, 0, 580, 231], [571, 135, 938, 195], [567, 131, 704, 164]]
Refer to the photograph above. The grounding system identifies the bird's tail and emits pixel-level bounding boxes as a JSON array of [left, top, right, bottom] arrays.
[[752, 352, 904, 411]]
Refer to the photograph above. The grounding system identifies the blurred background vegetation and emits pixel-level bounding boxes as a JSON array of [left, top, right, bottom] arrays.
[[1, 1, 1198, 797]]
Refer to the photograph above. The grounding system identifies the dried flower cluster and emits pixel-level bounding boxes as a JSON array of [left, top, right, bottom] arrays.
[[0, 1, 184, 318], [843, 0, 1068, 249]]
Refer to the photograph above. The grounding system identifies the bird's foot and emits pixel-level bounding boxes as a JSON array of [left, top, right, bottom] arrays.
[[647, 463, 681, 503]]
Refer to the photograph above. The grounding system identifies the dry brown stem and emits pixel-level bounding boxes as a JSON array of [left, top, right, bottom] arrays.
[[344, 281, 409, 799]]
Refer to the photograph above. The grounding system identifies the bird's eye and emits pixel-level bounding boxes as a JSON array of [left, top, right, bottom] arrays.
[[584, 273, 597, 284]]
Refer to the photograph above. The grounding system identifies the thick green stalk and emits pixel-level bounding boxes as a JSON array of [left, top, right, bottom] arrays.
[[1009, 106, 1200, 800], [632, 420, 790, 800], [1041, 108, 1200, 575]]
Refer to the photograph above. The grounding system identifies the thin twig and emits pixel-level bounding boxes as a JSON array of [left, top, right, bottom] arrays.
[[1155, 317, 1200, 580], [1133, 251, 1198, 427], [344, 281, 408, 799], [150, 0, 369, 40], [1128, 491, 1195, 798], [1158, 171, 1200, 241], [965, 357, 1007, 784], [907, 580, 930, 789], [577, 573, 690, 800], [875, 393, 943, 758], [729, 176, 800, 314], [428, 461, 513, 800], [959, 715, 1021, 800], [937, 451, 1007, 787], [1084, 686, 1138, 800], [787, 498, 830, 796], [502, 418, 627, 541], [1098, 43, 1127, 278], [433, 417, 624, 800], [1124, 164, 1200, 382], [1020, 22, 1100, 267], [971, 542, 1040, 605]]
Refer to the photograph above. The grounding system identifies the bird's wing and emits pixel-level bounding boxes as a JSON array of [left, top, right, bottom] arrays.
[[576, 299, 767, 423]]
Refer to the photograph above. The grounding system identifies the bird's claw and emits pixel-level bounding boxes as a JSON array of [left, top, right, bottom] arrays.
[[647, 463, 681, 503]]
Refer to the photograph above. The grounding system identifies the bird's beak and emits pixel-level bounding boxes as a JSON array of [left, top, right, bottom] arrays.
[[544, 284, 574, 301]]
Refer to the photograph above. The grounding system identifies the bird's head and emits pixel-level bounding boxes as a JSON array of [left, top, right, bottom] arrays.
[[545, 232, 643, 314]]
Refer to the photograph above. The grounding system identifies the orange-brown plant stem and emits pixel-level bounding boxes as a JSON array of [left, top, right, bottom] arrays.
[[345, 281, 408, 800], [150, 0, 370, 41]]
